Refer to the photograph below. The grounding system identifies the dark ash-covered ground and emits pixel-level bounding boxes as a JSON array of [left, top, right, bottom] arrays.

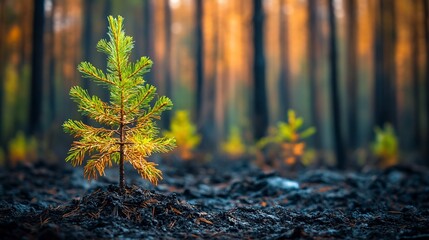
[[1, 159, 429, 239]]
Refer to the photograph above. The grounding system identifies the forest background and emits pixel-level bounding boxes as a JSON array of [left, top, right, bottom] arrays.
[[0, 0, 428, 169]]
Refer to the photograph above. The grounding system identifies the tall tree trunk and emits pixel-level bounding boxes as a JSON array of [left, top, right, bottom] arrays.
[[0, 0, 5, 63], [0, 0, 8, 167], [200, 0, 217, 151], [0, 0, 6, 145], [210, 0, 219, 150], [143, 0, 153, 80], [29, 0, 45, 135], [373, 0, 397, 128], [423, 0, 429, 163], [386, 1, 397, 128], [48, 0, 56, 124], [102, 0, 112, 40], [42, 0, 57, 162], [373, 1, 383, 128], [82, 0, 94, 78], [81, 0, 94, 124], [214, 0, 225, 146], [102, 0, 112, 102], [195, 0, 204, 123], [104, 1, 112, 20], [328, 0, 346, 169], [143, 0, 153, 56], [307, 0, 322, 149], [278, 0, 290, 118], [345, 0, 358, 150], [163, 0, 172, 127], [252, 0, 268, 140], [411, 0, 421, 154]]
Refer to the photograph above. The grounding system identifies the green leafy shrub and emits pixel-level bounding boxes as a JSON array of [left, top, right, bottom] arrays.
[[222, 127, 246, 158], [163, 110, 200, 160], [257, 110, 316, 167], [371, 123, 398, 167], [7, 131, 37, 165], [63, 16, 175, 191]]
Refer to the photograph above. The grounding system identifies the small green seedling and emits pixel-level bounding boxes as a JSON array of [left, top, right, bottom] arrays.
[[222, 127, 246, 158], [257, 109, 316, 166], [63, 16, 175, 191], [8, 131, 37, 166], [163, 110, 200, 160], [371, 123, 398, 167]]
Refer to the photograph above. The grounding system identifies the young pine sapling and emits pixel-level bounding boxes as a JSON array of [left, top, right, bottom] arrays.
[[163, 110, 200, 160], [63, 16, 175, 192], [257, 110, 316, 167], [371, 123, 398, 167], [222, 127, 246, 158]]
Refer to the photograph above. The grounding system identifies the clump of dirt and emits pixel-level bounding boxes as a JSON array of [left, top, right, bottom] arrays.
[[1, 184, 218, 239]]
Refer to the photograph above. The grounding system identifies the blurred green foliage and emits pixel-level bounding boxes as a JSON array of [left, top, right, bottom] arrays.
[[371, 123, 398, 167], [8, 131, 37, 165], [2, 63, 30, 140], [164, 110, 200, 160], [257, 110, 316, 167], [222, 127, 246, 158], [258, 110, 316, 148]]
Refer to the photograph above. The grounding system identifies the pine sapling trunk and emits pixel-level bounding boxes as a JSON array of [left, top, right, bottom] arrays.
[[119, 82, 125, 192], [119, 121, 125, 192]]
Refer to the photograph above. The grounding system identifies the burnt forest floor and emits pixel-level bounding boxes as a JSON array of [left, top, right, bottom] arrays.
[[1, 157, 429, 239]]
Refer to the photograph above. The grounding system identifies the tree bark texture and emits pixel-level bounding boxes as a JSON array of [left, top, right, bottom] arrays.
[[373, 0, 397, 128], [278, 0, 291, 118], [328, 0, 346, 169], [307, 0, 322, 149], [252, 0, 268, 140], [29, 0, 45, 135]]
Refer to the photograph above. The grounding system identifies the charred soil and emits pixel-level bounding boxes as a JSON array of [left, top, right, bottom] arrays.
[[1, 160, 429, 239]]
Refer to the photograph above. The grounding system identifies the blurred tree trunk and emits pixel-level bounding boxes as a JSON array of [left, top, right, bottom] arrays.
[[252, 0, 268, 140], [307, 0, 322, 149], [143, 0, 153, 56], [328, 0, 346, 169], [195, 0, 204, 123], [0, 0, 5, 145], [411, 0, 421, 153], [81, 0, 94, 124], [82, 0, 94, 85], [19, 3, 32, 70], [17, 3, 33, 133], [212, 0, 219, 149], [104, 1, 112, 22], [201, 0, 218, 151], [143, 0, 153, 80], [43, 0, 57, 161], [48, 0, 56, 123], [163, 0, 172, 127], [373, 0, 397, 128], [29, 0, 45, 135], [278, 0, 290, 117], [102, 0, 113, 40], [0, 0, 4, 64], [423, 0, 429, 163], [345, 0, 357, 150], [215, 0, 226, 145], [102, 0, 112, 101]]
